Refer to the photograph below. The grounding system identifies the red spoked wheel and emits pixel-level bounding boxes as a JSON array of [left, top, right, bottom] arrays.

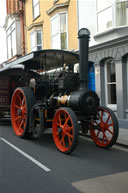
[[52, 107, 79, 154], [11, 87, 35, 138], [90, 106, 119, 148]]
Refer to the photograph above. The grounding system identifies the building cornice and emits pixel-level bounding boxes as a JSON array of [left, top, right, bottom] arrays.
[[89, 35, 128, 53], [27, 21, 44, 31], [4, 14, 20, 29], [47, 1, 69, 16]]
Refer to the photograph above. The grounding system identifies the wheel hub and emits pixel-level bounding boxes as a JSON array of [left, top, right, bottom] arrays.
[[100, 122, 108, 132], [17, 108, 22, 116]]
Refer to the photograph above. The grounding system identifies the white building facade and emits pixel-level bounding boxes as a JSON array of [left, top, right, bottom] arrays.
[[77, 0, 128, 127]]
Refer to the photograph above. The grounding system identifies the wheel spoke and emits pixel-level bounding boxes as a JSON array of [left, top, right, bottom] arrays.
[[68, 135, 72, 146], [14, 104, 20, 109], [101, 110, 103, 121], [64, 131, 73, 139], [64, 112, 67, 121], [64, 116, 70, 127], [18, 120, 23, 130], [102, 134, 105, 144], [58, 115, 62, 126], [104, 133, 109, 142], [107, 123, 113, 127], [22, 98, 25, 105], [107, 128, 113, 135], [106, 115, 110, 124], [22, 107, 27, 114], [15, 115, 22, 121], [59, 138, 63, 145], [57, 122, 61, 127], [96, 130, 100, 137], [65, 124, 73, 132], [56, 132, 59, 136]]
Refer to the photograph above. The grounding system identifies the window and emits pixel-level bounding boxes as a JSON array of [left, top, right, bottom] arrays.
[[105, 59, 117, 108], [97, 7, 112, 32], [33, 0, 40, 19], [116, 1, 127, 26], [96, 0, 128, 32], [30, 30, 42, 51], [7, 22, 16, 59], [51, 13, 68, 49]]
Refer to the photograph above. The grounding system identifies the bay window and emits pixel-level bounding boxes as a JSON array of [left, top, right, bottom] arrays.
[[96, 0, 128, 33]]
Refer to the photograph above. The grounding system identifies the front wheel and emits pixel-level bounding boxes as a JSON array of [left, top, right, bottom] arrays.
[[52, 107, 79, 154], [90, 106, 119, 148]]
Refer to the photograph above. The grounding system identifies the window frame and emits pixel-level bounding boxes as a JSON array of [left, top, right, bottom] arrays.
[[30, 29, 42, 52], [32, 0, 40, 20], [7, 22, 17, 59], [51, 12, 68, 50], [104, 59, 117, 110]]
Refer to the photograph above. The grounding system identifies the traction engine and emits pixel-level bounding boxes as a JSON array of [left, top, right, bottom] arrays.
[[11, 29, 119, 154]]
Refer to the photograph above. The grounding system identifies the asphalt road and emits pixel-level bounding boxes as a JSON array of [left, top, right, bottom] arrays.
[[0, 120, 128, 193]]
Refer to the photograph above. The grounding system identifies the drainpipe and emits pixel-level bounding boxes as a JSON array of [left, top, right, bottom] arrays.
[[19, 0, 25, 56]]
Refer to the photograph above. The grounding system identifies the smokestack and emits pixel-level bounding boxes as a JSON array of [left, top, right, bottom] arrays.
[[78, 28, 90, 89]]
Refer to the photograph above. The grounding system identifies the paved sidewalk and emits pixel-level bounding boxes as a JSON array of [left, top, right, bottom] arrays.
[[117, 128, 128, 147]]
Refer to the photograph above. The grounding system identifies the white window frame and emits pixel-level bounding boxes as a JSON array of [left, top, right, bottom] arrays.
[[51, 12, 68, 50], [30, 29, 42, 51], [126, 57, 128, 108], [105, 59, 117, 111], [7, 22, 17, 59], [32, 0, 40, 20]]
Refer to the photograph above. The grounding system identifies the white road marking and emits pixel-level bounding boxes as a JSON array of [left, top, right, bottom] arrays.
[[0, 138, 51, 172]]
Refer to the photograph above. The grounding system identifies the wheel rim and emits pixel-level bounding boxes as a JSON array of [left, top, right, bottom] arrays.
[[90, 108, 114, 147], [11, 89, 27, 136], [53, 109, 74, 152]]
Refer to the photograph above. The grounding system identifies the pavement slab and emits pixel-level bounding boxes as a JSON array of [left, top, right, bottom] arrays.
[[72, 171, 128, 193]]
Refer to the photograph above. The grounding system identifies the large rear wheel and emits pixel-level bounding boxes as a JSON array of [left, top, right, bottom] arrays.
[[90, 106, 119, 148], [11, 87, 35, 138], [52, 107, 79, 154]]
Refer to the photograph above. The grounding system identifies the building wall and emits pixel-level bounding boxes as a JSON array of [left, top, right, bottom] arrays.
[[25, 0, 78, 53], [77, 0, 96, 46], [77, 0, 128, 127]]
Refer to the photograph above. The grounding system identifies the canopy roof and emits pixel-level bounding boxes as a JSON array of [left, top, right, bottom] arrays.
[[4, 50, 79, 71]]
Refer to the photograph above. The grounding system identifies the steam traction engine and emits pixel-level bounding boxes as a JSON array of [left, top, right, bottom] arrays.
[[11, 29, 119, 154]]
